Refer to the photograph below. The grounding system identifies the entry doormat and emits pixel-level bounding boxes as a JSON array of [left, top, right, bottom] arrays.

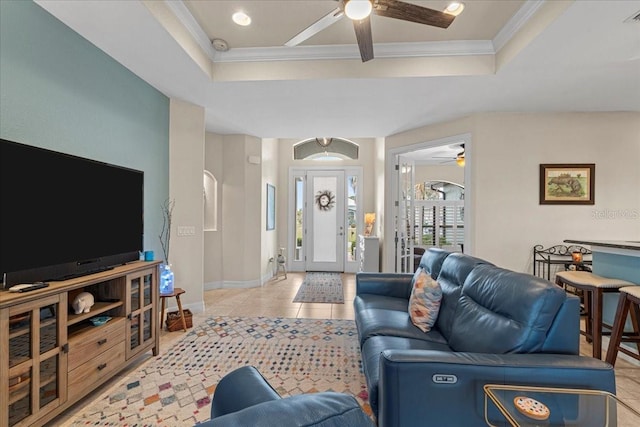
[[292, 272, 344, 303], [60, 316, 369, 426]]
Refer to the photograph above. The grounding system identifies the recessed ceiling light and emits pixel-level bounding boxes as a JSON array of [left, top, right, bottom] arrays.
[[232, 11, 251, 26], [444, 2, 465, 17]]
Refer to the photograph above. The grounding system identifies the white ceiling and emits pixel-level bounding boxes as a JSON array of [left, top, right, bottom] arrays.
[[182, 1, 525, 47], [35, 1, 640, 140]]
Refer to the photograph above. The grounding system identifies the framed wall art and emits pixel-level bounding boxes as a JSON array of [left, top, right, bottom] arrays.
[[266, 183, 275, 230], [539, 164, 595, 205]]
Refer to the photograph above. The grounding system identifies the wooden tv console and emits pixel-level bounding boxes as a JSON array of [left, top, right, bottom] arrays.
[[0, 261, 161, 427]]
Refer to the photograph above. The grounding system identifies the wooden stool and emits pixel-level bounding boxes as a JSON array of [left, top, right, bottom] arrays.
[[159, 287, 187, 332], [605, 286, 640, 366], [555, 271, 634, 359]]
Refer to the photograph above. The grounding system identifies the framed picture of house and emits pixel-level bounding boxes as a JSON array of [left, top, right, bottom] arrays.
[[540, 164, 595, 205], [266, 183, 275, 230]]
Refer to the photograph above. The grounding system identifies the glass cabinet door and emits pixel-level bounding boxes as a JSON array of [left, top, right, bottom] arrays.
[[126, 268, 157, 359], [5, 295, 64, 426]]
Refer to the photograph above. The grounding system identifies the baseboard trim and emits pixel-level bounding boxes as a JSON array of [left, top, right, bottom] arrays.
[[161, 299, 204, 315], [204, 279, 264, 290]]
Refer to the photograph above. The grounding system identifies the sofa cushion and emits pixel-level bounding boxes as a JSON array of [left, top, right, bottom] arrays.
[[361, 335, 452, 416], [355, 304, 448, 347], [354, 294, 408, 313], [418, 248, 450, 279], [447, 265, 567, 353], [434, 253, 491, 340], [408, 268, 442, 333]]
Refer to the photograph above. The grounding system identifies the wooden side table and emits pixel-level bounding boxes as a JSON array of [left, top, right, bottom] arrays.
[[159, 287, 187, 332]]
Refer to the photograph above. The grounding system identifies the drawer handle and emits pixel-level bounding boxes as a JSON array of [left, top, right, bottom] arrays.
[[97, 338, 107, 345], [97, 363, 107, 371]]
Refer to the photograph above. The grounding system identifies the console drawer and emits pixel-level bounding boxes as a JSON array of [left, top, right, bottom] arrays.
[[68, 340, 125, 401], [67, 317, 124, 370]]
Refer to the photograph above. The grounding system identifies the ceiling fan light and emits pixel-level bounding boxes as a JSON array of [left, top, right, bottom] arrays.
[[315, 137, 333, 147], [345, 0, 372, 20], [456, 155, 465, 167], [232, 11, 252, 26], [444, 2, 465, 17]]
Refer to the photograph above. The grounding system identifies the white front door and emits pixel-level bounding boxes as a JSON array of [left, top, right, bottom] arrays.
[[306, 170, 345, 272]]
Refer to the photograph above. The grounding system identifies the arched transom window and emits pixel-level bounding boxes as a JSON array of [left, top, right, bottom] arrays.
[[293, 138, 359, 160]]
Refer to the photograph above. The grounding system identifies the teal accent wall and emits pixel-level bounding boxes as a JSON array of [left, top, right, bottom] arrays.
[[0, 0, 169, 256]]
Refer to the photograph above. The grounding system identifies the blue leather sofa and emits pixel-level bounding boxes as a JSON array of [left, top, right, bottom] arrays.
[[355, 249, 616, 427], [198, 366, 374, 426]]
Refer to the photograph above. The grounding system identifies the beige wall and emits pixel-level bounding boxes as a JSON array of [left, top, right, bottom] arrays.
[[204, 132, 223, 288], [219, 134, 263, 286], [261, 138, 279, 282], [473, 112, 640, 272], [169, 98, 205, 312], [386, 112, 640, 273]]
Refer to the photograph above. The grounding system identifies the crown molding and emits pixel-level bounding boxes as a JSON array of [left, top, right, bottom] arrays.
[[163, 0, 216, 59], [212, 40, 494, 63], [493, 0, 546, 52], [166, 0, 536, 64]]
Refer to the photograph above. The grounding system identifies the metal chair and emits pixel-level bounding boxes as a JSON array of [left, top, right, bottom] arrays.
[[533, 244, 592, 281]]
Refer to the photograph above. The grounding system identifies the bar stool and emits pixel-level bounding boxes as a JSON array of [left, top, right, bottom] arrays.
[[555, 271, 634, 359], [605, 286, 640, 366], [159, 287, 187, 332]]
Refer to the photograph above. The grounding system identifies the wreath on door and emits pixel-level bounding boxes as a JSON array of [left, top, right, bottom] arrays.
[[315, 190, 335, 211]]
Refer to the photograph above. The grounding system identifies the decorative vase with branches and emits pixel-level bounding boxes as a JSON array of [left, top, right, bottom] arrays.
[[159, 198, 174, 263], [159, 198, 175, 294]]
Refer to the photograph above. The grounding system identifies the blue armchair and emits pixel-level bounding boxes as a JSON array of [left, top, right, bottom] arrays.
[[198, 366, 374, 427]]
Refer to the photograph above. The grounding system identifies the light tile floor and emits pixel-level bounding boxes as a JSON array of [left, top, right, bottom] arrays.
[[179, 272, 640, 416]]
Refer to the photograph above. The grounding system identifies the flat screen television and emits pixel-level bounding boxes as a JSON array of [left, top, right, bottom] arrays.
[[1, 138, 144, 287]]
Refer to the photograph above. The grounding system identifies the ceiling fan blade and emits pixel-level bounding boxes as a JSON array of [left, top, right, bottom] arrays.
[[285, 7, 344, 47], [373, 0, 455, 28], [353, 16, 374, 62]]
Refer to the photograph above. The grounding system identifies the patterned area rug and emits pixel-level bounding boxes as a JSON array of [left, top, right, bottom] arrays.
[[61, 316, 369, 426], [292, 272, 344, 303]]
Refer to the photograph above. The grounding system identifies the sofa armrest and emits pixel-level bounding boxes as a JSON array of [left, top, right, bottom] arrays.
[[199, 392, 374, 427], [356, 272, 414, 299], [377, 350, 615, 427]]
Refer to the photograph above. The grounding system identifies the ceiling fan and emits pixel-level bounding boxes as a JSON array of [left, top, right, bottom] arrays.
[[434, 144, 465, 167], [285, 0, 463, 62]]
